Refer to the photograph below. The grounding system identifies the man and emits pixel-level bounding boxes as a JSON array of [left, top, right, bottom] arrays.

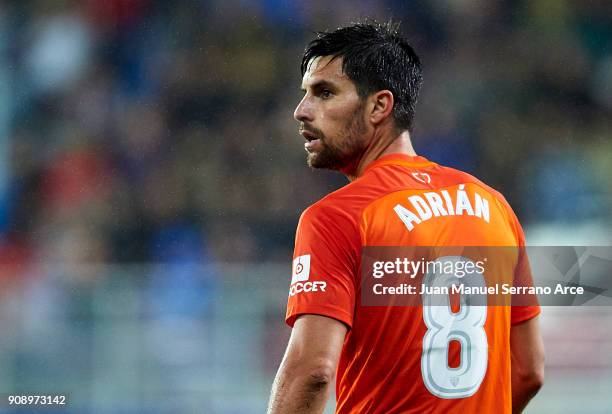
[[267, 22, 544, 414]]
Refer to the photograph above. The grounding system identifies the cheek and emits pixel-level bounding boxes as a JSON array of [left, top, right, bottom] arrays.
[[321, 105, 349, 126], [318, 99, 362, 136]]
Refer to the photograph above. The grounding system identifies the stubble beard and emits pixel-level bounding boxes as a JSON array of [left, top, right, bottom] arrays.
[[306, 107, 368, 171]]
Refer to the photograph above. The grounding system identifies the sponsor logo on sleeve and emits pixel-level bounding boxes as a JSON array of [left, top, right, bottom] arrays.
[[291, 254, 311, 284], [289, 254, 327, 296]]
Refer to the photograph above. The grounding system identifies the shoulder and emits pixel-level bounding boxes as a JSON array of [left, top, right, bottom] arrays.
[[300, 176, 382, 227], [438, 164, 525, 236], [438, 164, 507, 200], [439, 164, 519, 211], [298, 194, 356, 239], [296, 178, 382, 250]]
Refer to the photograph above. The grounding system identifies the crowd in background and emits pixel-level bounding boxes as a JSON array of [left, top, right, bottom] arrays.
[[0, 1, 609, 412], [0, 0, 610, 276]]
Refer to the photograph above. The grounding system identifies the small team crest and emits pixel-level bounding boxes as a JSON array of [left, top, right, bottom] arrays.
[[412, 172, 431, 184], [450, 376, 459, 387], [291, 254, 311, 284]]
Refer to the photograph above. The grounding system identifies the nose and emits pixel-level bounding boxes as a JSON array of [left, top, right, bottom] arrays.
[[294, 96, 313, 123]]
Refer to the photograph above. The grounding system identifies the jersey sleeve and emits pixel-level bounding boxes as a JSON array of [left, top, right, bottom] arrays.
[[285, 203, 360, 329], [510, 211, 541, 325]]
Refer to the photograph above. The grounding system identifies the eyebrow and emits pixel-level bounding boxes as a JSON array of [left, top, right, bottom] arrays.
[[300, 80, 337, 92]]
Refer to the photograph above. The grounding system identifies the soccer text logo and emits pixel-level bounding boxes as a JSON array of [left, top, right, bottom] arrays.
[[289, 254, 327, 296]]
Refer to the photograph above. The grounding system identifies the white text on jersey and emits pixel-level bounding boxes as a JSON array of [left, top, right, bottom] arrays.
[[393, 184, 490, 231]]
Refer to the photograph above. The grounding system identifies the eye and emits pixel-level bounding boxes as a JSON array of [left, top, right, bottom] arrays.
[[320, 89, 333, 99]]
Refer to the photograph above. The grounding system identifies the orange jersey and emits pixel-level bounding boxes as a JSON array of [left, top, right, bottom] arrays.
[[285, 153, 540, 413]]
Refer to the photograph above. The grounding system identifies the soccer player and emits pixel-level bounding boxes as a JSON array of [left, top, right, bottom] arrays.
[[267, 22, 544, 414]]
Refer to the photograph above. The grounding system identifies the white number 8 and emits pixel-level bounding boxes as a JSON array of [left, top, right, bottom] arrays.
[[421, 256, 488, 399]]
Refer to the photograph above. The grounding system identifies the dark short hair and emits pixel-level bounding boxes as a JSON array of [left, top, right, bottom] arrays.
[[301, 21, 423, 131]]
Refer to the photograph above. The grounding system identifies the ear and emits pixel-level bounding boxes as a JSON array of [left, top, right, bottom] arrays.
[[368, 90, 394, 126]]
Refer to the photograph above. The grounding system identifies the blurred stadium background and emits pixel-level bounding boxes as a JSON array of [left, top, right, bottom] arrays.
[[0, 0, 610, 413]]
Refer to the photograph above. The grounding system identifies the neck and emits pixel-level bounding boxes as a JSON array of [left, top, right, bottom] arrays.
[[343, 128, 417, 181]]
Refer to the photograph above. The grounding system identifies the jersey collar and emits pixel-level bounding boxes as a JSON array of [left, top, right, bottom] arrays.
[[362, 153, 436, 176]]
